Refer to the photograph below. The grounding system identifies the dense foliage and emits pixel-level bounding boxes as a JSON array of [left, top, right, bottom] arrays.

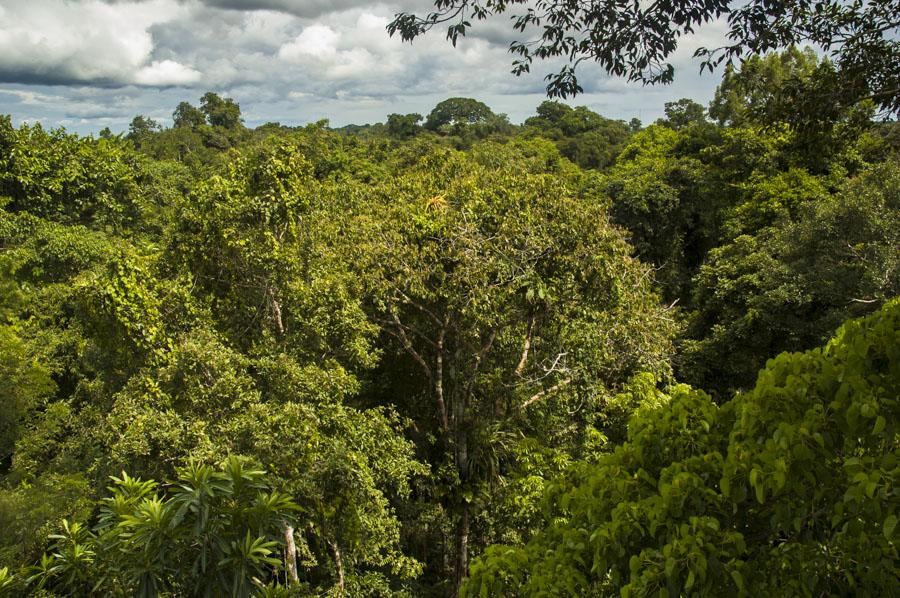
[[0, 54, 898, 596], [465, 298, 900, 596]]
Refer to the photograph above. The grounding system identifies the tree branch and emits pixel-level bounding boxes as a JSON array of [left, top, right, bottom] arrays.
[[387, 312, 433, 381], [514, 315, 534, 377], [519, 378, 572, 411], [435, 318, 450, 433]]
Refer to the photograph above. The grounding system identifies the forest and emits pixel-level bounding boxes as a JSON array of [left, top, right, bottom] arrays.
[[0, 46, 898, 596]]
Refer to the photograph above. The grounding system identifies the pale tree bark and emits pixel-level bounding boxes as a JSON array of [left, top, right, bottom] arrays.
[[268, 285, 285, 337], [454, 504, 469, 596], [436, 322, 448, 432], [514, 316, 534, 377], [282, 522, 299, 585], [520, 378, 572, 410], [330, 540, 345, 596]]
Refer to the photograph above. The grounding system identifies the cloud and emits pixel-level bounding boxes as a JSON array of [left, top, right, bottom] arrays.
[[278, 25, 340, 60], [134, 60, 203, 85], [0, 0, 196, 86], [0, 88, 66, 105], [88, 0, 422, 19], [0, 0, 727, 134], [204, 0, 385, 19]]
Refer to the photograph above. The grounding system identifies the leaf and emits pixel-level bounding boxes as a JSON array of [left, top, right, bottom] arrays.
[[685, 569, 695, 590], [730, 569, 744, 591], [884, 515, 897, 539], [665, 556, 676, 579]]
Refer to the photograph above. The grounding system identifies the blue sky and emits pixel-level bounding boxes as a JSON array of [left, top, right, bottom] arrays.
[[0, 1, 729, 135]]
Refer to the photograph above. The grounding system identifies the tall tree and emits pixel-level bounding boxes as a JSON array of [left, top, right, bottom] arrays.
[[199, 92, 243, 129], [126, 115, 161, 148], [424, 97, 495, 130], [681, 161, 900, 396], [172, 101, 206, 129], [348, 142, 675, 593], [660, 98, 707, 130], [387, 112, 424, 138]]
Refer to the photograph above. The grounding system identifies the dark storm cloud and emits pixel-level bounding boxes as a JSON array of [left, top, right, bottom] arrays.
[[96, 0, 423, 19], [204, 0, 388, 18]]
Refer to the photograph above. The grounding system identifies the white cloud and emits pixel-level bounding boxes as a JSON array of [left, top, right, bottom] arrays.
[[0, 0, 194, 85], [0, 88, 65, 105], [134, 60, 203, 85], [279, 25, 340, 60]]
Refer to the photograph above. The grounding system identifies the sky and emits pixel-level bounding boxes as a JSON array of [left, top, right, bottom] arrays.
[[0, 1, 731, 135]]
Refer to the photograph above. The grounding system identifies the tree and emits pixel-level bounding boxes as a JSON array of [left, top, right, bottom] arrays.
[[386, 112, 423, 138], [464, 298, 900, 596], [0, 120, 150, 230], [126, 115, 161, 151], [127, 115, 160, 138], [0, 325, 54, 469], [347, 142, 676, 593], [709, 48, 880, 169], [603, 124, 717, 301], [0, 134, 426, 594], [172, 101, 206, 129], [524, 101, 632, 169], [389, 1, 899, 113], [709, 48, 820, 128], [424, 97, 495, 130], [200, 92, 243, 129], [659, 98, 707, 130]]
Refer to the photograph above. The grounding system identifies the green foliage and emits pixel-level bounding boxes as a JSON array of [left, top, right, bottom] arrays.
[[1, 77, 896, 596], [200, 92, 244, 129], [524, 101, 632, 169], [30, 458, 296, 597], [0, 474, 93, 569], [0, 325, 55, 466], [386, 113, 423, 139], [0, 124, 425, 594], [659, 99, 707, 130], [708, 48, 881, 170], [347, 140, 675, 589], [465, 299, 900, 596], [173, 101, 207, 129], [424, 98, 497, 131], [0, 117, 151, 230], [604, 124, 716, 299], [127, 116, 162, 150], [682, 161, 900, 396], [170, 140, 377, 368], [710, 48, 820, 128]]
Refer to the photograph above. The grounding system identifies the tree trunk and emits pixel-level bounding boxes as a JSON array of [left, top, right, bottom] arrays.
[[454, 389, 469, 596], [436, 325, 449, 432], [268, 286, 285, 336], [329, 540, 345, 596], [454, 504, 469, 596], [283, 522, 299, 585]]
